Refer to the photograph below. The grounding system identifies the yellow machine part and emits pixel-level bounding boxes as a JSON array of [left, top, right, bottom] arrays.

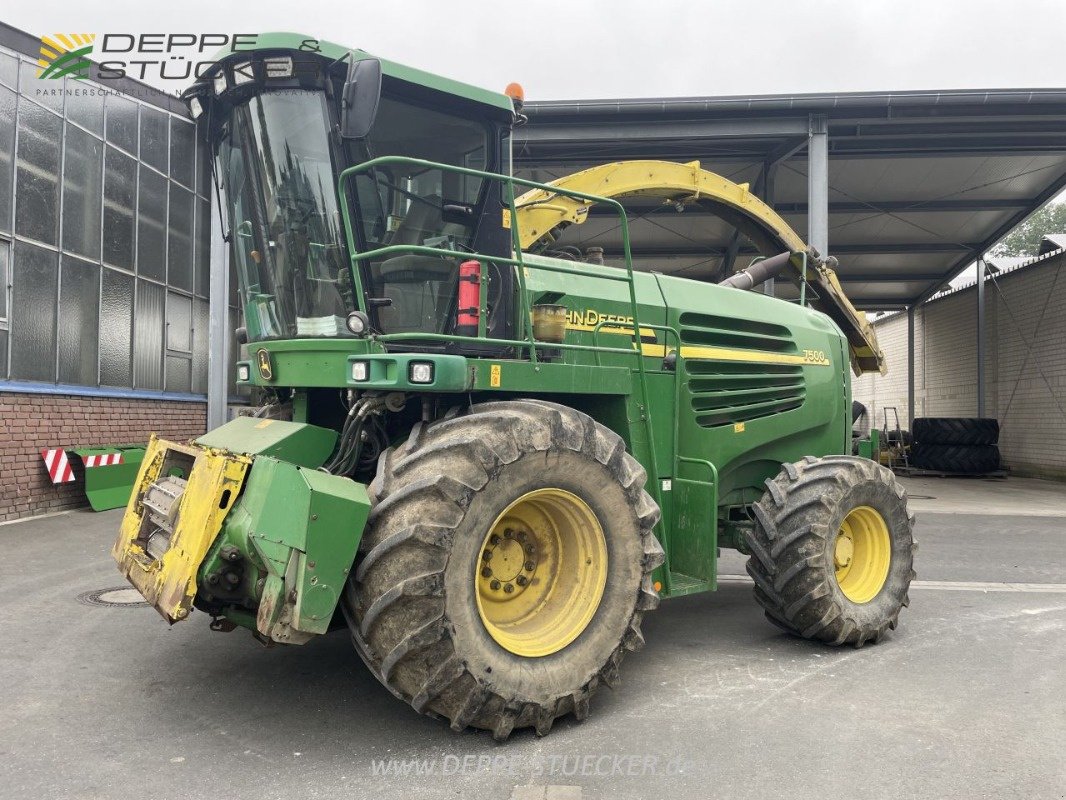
[[475, 488, 608, 658], [112, 436, 250, 623], [513, 160, 886, 375]]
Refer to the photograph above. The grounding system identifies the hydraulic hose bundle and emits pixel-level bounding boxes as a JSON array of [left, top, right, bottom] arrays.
[[324, 394, 388, 476]]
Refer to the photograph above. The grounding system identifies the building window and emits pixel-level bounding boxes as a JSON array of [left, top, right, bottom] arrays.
[[10, 239, 58, 381], [1, 49, 215, 397]]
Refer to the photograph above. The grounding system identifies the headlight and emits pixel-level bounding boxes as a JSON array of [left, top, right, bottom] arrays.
[[237, 363, 250, 382], [346, 310, 370, 336], [212, 71, 228, 96], [351, 361, 369, 382], [409, 362, 434, 384], [188, 96, 203, 120]]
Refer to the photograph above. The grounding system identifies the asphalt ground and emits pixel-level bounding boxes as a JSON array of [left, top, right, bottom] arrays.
[[1, 478, 1063, 800]]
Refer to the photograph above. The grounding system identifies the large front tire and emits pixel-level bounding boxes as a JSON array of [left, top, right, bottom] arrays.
[[343, 400, 663, 739], [745, 455, 916, 647]]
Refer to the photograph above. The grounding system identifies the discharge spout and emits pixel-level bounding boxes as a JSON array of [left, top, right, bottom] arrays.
[[717, 251, 793, 291]]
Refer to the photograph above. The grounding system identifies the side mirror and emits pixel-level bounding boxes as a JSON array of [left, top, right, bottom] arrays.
[[340, 58, 382, 139]]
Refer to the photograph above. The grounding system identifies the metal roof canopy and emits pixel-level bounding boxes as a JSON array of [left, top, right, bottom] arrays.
[[514, 89, 1066, 310]]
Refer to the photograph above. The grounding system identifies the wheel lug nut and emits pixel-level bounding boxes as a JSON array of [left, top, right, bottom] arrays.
[[481, 567, 493, 578], [503, 583, 514, 593], [490, 579, 501, 590], [482, 550, 492, 561], [524, 561, 535, 572], [504, 528, 514, 539], [525, 544, 534, 554], [516, 531, 527, 542], [489, 534, 500, 546], [516, 575, 528, 586]]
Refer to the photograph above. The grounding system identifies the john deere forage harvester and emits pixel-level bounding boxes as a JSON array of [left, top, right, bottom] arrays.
[[114, 34, 915, 739]]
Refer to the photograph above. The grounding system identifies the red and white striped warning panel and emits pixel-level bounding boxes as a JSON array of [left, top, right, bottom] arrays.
[[41, 448, 75, 484], [83, 453, 125, 468]]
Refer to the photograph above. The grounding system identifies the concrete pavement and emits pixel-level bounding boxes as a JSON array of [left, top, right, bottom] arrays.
[[1, 479, 1063, 800]]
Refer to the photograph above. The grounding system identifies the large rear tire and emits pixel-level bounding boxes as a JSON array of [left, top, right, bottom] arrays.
[[912, 417, 999, 446], [342, 400, 663, 739], [745, 455, 916, 647], [909, 443, 1001, 474]]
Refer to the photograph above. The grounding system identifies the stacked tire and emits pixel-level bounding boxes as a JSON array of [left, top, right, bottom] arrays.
[[909, 418, 1001, 474]]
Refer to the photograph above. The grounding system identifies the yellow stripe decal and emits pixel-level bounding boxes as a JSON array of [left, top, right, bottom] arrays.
[[640, 342, 831, 367], [56, 34, 76, 50], [566, 321, 656, 338]]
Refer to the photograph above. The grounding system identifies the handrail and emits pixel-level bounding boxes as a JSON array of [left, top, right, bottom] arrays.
[[335, 155, 665, 534], [375, 330, 644, 357]]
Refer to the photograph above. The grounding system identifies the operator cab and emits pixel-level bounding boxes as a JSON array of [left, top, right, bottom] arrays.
[[185, 39, 517, 350]]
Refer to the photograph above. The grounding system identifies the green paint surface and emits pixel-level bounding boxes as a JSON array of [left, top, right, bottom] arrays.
[[202, 456, 370, 636], [74, 446, 146, 511], [195, 416, 337, 468]]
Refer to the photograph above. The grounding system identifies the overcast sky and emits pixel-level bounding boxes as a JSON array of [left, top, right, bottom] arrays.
[[10, 0, 1066, 100]]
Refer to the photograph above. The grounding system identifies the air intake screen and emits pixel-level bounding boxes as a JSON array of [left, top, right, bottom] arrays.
[[679, 313, 806, 428]]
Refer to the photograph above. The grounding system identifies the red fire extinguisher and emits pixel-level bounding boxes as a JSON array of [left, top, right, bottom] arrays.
[[457, 260, 481, 337]]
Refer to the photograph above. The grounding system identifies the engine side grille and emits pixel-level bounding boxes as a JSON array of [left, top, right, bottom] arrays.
[[678, 312, 797, 352], [679, 313, 806, 428]]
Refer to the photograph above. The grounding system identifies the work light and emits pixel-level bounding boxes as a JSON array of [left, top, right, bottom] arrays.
[[264, 57, 294, 78], [351, 361, 369, 382], [346, 311, 370, 336], [409, 362, 434, 384], [232, 61, 255, 85]]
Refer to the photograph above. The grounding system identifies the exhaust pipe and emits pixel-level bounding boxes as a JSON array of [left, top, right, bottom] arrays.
[[718, 251, 794, 291]]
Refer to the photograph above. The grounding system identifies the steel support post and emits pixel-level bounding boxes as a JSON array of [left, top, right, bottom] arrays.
[[976, 254, 986, 417], [207, 197, 230, 431], [807, 114, 829, 257], [907, 306, 916, 427]]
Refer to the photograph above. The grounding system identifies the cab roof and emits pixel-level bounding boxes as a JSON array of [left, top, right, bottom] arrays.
[[207, 32, 515, 114]]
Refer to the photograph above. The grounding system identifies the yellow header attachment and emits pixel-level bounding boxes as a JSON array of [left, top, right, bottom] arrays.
[[513, 160, 886, 375]]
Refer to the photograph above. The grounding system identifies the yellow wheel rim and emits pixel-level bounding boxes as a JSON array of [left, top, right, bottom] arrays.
[[834, 506, 891, 604], [475, 488, 608, 657]]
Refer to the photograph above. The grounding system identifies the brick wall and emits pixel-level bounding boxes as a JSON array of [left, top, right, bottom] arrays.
[[853, 251, 1066, 479], [0, 392, 207, 522]]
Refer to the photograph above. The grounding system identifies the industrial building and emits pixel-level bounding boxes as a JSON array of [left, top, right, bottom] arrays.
[[853, 244, 1066, 479], [0, 23, 227, 520]]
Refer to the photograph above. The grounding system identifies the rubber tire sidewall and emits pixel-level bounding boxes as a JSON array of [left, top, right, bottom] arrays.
[[443, 447, 645, 704], [822, 477, 913, 629]]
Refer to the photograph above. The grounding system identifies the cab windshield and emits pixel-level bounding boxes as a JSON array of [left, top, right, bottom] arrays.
[[219, 90, 351, 340]]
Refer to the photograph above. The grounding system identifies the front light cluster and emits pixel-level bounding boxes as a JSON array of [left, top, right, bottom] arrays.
[[408, 362, 434, 384], [350, 359, 435, 385]]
